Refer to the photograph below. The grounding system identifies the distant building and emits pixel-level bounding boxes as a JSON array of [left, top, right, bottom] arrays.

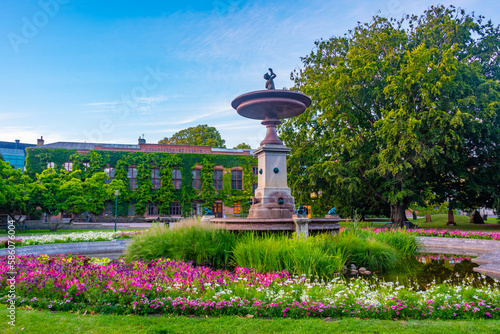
[[0, 139, 37, 170], [26, 136, 257, 219]]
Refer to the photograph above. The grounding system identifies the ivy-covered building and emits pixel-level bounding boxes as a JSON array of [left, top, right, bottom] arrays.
[[25, 139, 258, 219]]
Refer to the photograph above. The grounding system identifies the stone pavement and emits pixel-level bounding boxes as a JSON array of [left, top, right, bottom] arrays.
[[418, 236, 500, 279]]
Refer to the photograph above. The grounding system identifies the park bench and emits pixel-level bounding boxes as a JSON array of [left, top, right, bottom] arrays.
[[1, 216, 30, 232]]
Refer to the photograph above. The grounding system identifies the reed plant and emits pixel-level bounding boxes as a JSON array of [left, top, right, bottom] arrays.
[[331, 227, 420, 270], [125, 219, 239, 269], [232, 233, 348, 278]]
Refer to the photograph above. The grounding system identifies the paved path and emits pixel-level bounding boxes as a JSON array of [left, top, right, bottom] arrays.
[[418, 236, 500, 279]]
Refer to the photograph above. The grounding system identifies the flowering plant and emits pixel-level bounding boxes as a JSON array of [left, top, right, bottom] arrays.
[[0, 230, 145, 248], [1, 255, 498, 319]]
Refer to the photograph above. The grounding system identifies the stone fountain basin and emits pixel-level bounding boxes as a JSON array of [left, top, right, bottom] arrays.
[[231, 90, 311, 120]]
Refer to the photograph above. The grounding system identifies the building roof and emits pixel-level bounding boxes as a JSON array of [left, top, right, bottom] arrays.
[[34, 141, 254, 155], [0, 141, 36, 150], [35, 142, 140, 150]]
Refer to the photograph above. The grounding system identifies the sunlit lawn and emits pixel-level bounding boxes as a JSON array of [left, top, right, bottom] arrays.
[[3, 309, 500, 334]]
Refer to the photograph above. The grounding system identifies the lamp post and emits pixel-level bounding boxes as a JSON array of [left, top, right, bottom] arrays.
[[114, 190, 119, 232]]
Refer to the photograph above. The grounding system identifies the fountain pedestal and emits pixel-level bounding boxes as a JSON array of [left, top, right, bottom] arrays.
[[231, 90, 312, 220], [249, 144, 295, 219], [206, 78, 340, 234]]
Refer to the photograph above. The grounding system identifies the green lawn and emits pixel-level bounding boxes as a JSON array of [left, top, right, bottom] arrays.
[[338, 214, 500, 232], [4, 309, 500, 334], [412, 214, 500, 231]]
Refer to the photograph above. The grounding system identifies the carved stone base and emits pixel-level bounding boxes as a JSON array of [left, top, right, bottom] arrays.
[[248, 191, 295, 219]]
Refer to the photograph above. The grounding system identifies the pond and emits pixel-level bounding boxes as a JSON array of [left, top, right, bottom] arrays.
[[365, 254, 497, 289]]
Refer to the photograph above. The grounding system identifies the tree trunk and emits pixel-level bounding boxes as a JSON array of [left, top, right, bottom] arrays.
[[48, 212, 64, 232], [390, 203, 407, 228]]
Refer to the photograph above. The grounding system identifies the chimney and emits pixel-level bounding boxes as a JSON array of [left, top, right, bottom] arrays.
[[37, 136, 44, 146], [15, 139, 20, 149], [138, 135, 146, 145]]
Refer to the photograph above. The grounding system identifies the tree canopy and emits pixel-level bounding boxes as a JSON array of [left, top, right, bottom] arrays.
[[280, 5, 500, 225], [233, 143, 252, 149], [158, 125, 226, 148]]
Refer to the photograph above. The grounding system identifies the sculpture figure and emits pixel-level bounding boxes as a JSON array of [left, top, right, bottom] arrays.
[[264, 68, 276, 90], [296, 205, 308, 215], [328, 207, 337, 215]]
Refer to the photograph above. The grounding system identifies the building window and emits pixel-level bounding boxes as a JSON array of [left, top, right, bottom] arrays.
[[252, 183, 258, 194], [47, 162, 55, 169], [252, 166, 258, 176], [151, 167, 161, 190], [147, 203, 160, 216], [213, 169, 223, 190], [192, 201, 203, 216], [192, 169, 201, 189], [234, 201, 241, 214], [128, 167, 138, 190], [169, 201, 181, 216], [83, 162, 90, 171], [104, 167, 115, 184], [63, 162, 73, 171], [231, 170, 243, 190], [104, 202, 113, 215], [172, 168, 182, 189], [128, 205, 135, 216]]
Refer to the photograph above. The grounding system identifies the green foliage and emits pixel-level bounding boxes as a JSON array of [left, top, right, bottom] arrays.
[[233, 233, 348, 277], [280, 5, 500, 226], [158, 124, 226, 148], [25, 148, 257, 215], [125, 220, 239, 269], [233, 143, 251, 149], [0, 159, 30, 221]]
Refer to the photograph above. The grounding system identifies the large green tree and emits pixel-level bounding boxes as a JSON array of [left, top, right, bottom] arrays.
[[280, 5, 500, 226], [0, 159, 30, 224], [158, 124, 226, 148]]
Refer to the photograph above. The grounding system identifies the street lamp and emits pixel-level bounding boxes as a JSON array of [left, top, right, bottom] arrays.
[[114, 190, 119, 232]]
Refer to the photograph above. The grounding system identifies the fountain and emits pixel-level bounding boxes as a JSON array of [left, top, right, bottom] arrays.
[[211, 69, 340, 236]]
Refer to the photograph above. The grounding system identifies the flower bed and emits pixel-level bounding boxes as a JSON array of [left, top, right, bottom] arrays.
[[1, 255, 499, 319], [0, 231, 145, 249], [368, 228, 500, 241]]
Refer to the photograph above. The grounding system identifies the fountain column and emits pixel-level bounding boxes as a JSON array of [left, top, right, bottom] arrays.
[[231, 89, 311, 220]]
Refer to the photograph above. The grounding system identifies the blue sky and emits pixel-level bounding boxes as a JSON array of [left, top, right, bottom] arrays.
[[1, 0, 499, 148]]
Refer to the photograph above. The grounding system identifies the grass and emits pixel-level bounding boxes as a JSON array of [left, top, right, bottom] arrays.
[[232, 229, 418, 275], [5, 309, 500, 334], [338, 214, 500, 232], [125, 219, 239, 269], [413, 214, 500, 231], [232, 233, 347, 277]]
